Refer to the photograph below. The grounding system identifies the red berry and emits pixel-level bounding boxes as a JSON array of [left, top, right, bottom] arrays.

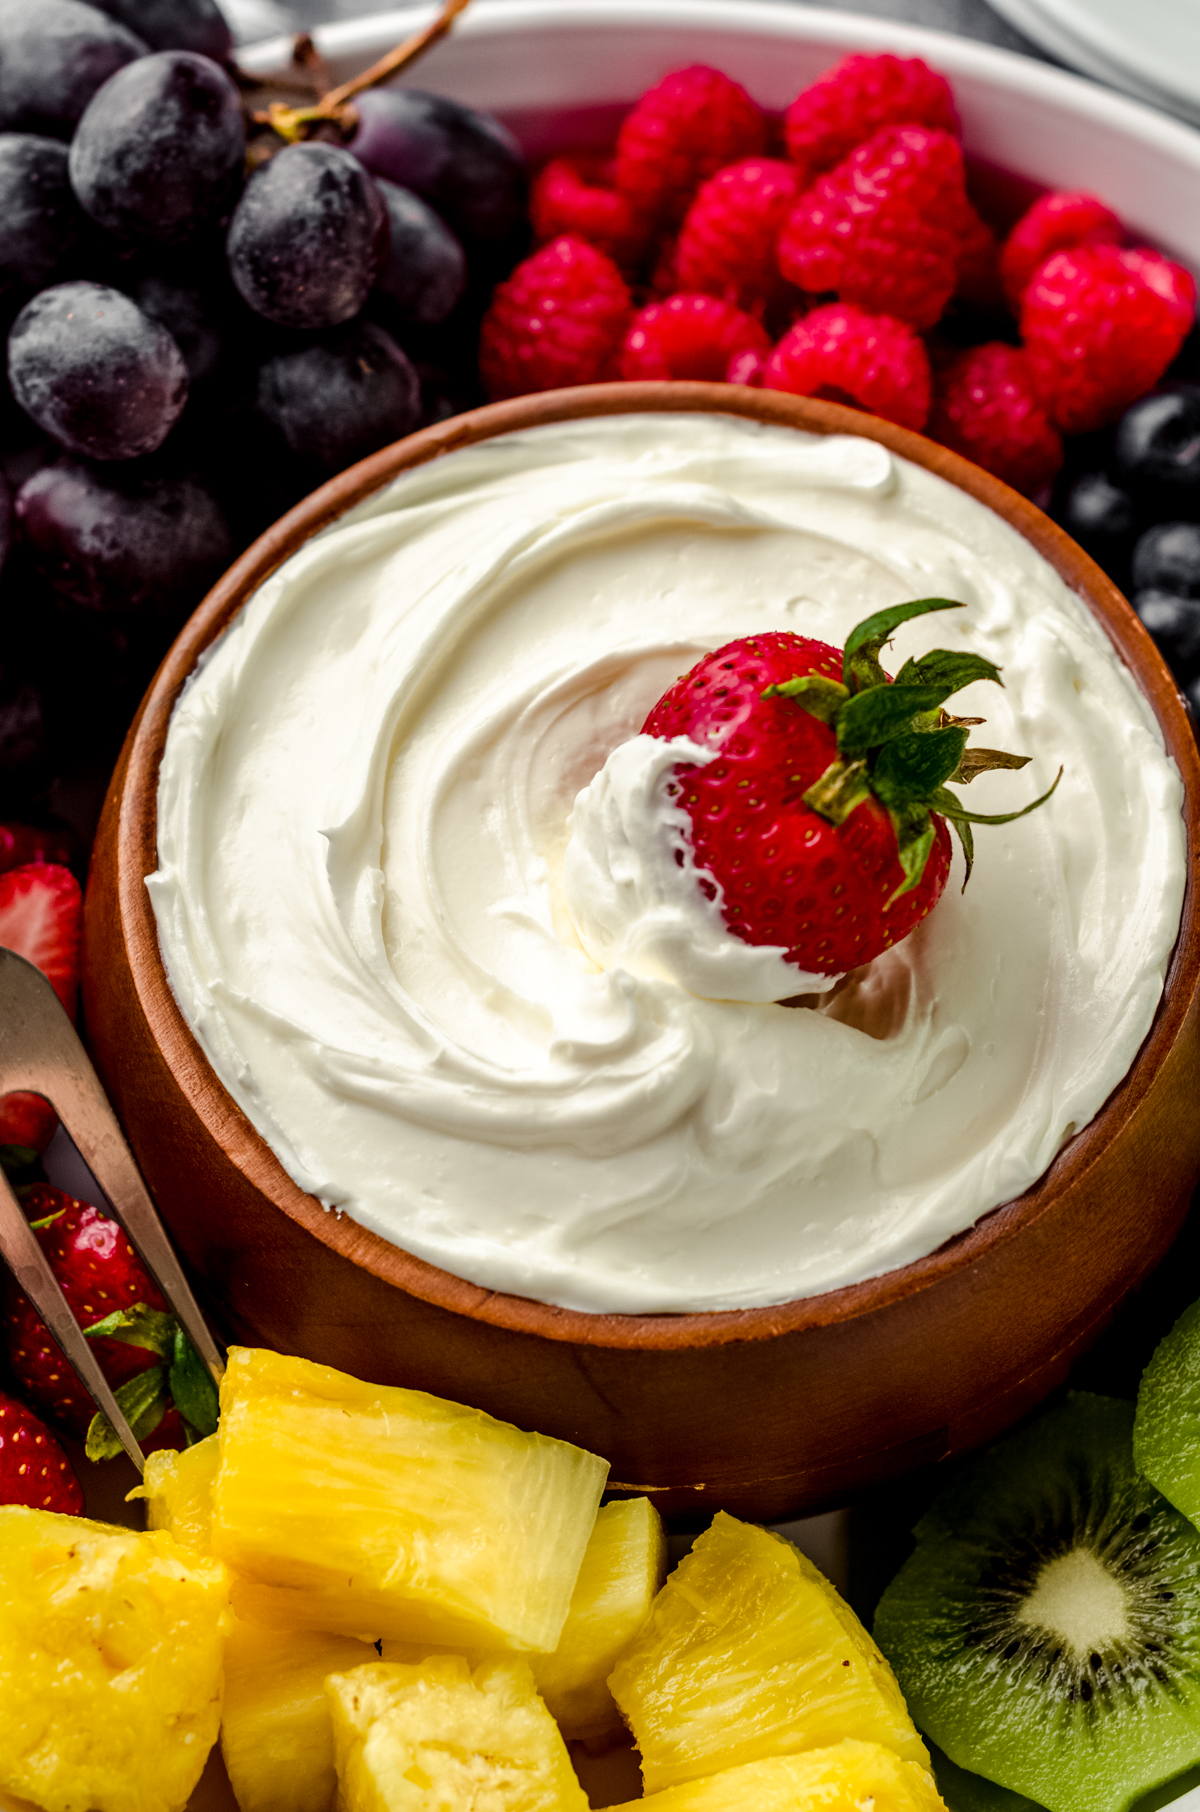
[[615, 65, 767, 229], [764, 302, 931, 431], [529, 154, 650, 271], [784, 52, 959, 175], [927, 343, 1063, 497], [620, 292, 770, 382], [1022, 244, 1196, 434], [478, 235, 632, 401], [675, 157, 802, 312], [0, 1091, 57, 1153], [726, 347, 765, 386], [0, 1390, 83, 1514], [778, 124, 974, 329], [0, 861, 81, 1021], [4, 1186, 169, 1436], [1000, 191, 1122, 311], [0, 821, 75, 875], [642, 633, 952, 976]]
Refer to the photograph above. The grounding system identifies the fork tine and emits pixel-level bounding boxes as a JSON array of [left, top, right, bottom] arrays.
[[0, 948, 224, 1386], [0, 1170, 148, 1472]]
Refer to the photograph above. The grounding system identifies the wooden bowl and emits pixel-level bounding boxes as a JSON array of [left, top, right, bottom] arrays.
[[82, 384, 1200, 1524]]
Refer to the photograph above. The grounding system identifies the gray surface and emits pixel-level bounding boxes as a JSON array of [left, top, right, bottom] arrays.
[[223, 0, 1055, 61]]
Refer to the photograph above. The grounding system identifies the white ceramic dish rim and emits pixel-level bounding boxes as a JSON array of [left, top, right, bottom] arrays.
[[227, 9, 1200, 1805], [983, 0, 1200, 128]]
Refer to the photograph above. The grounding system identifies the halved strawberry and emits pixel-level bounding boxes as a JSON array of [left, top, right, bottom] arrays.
[[643, 598, 1059, 978], [0, 1388, 84, 1513], [0, 861, 81, 1020]]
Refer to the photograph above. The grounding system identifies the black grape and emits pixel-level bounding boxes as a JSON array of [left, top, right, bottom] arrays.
[[0, 135, 91, 303], [130, 271, 225, 385], [8, 281, 189, 460], [373, 178, 466, 326], [226, 143, 387, 332], [349, 89, 525, 245], [0, 672, 49, 809], [255, 320, 421, 472], [16, 457, 231, 613], [91, 0, 231, 63], [0, 0, 146, 138], [69, 51, 243, 246]]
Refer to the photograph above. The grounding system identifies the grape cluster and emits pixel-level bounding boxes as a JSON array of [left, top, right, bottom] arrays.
[[0, 0, 527, 844]]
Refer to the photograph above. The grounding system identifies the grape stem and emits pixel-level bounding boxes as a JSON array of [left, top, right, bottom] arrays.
[[255, 0, 474, 142]]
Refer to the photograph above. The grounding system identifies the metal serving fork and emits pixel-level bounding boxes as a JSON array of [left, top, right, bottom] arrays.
[[0, 946, 223, 1473]]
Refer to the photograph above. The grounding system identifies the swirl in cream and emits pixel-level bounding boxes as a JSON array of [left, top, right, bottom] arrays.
[[149, 414, 1186, 1313]]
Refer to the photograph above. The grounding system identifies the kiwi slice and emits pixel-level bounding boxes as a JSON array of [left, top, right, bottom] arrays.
[[928, 1741, 1043, 1812], [1135, 1295, 1200, 1528], [874, 1393, 1200, 1812]]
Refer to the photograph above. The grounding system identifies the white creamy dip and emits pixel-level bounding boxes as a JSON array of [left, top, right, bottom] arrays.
[[149, 413, 1186, 1314]]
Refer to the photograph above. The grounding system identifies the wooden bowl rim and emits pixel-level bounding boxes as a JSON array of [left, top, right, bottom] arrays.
[[106, 381, 1200, 1353]]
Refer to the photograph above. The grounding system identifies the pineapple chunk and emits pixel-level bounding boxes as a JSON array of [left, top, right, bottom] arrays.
[[134, 1434, 220, 1553], [326, 1655, 589, 1812], [608, 1511, 927, 1793], [212, 1347, 607, 1652], [606, 1740, 948, 1811], [0, 1506, 229, 1812], [531, 1496, 667, 1745], [222, 1620, 380, 1812]]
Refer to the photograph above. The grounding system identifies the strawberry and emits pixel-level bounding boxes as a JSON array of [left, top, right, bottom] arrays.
[[0, 1090, 57, 1159], [4, 1185, 170, 1435], [642, 598, 1059, 977], [0, 1389, 84, 1513], [0, 861, 82, 1020]]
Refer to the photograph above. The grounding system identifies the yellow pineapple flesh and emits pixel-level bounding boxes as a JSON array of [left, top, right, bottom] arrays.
[[221, 1619, 380, 1812], [212, 1347, 608, 1651], [0, 1505, 229, 1812], [326, 1655, 589, 1812], [606, 1740, 948, 1811], [134, 1433, 220, 1553], [608, 1511, 928, 1793], [531, 1495, 667, 1746]]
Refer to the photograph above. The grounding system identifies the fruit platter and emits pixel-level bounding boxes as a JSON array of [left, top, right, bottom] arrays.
[[6, 2, 1200, 1810]]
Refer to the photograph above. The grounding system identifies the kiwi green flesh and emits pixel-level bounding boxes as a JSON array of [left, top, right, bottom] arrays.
[[874, 1393, 1200, 1812], [1135, 1295, 1200, 1531], [928, 1741, 1044, 1812]]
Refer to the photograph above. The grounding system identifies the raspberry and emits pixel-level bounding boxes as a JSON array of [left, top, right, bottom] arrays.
[[726, 347, 765, 386], [763, 302, 931, 431], [1021, 244, 1196, 434], [529, 155, 650, 271], [927, 342, 1063, 496], [615, 65, 767, 229], [777, 124, 974, 329], [478, 235, 632, 401], [784, 53, 959, 175], [1000, 191, 1122, 310], [1122, 247, 1198, 335], [675, 157, 801, 312], [620, 292, 771, 381]]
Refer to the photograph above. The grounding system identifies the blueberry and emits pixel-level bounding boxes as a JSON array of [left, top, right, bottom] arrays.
[[8, 281, 189, 460], [1113, 389, 1200, 514], [1054, 471, 1138, 578], [373, 178, 466, 327], [0, 0, 146, 138], [255, 319, 421, 473], [91, 0, 231, 63], [226, 142, 387, 332], [349, 88, 525, 245], [1134, 591, 1200, 678], [1132, 521, 1200, 599], [15, 456, 231, 613], [0, 135, 91, 304], [69, 51, 244, 246]]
